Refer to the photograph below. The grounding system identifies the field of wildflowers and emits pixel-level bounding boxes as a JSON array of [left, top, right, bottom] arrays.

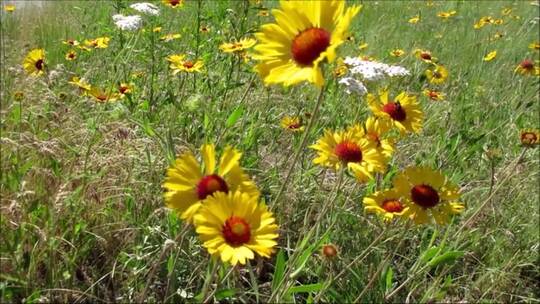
[[1, 0, 539, 302]]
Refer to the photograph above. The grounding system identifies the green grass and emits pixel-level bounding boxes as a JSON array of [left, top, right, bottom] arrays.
[[1, 0, 539, 303]]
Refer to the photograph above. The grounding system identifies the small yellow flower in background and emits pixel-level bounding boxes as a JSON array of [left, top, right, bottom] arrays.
[[280, 115, 304, 132], [171, 59, 204, 74], [321, 244, 339, 259], [425, 64, 449, 84], [68, 77, 91, 94], [200, 25, 210, 33], [363, 189, 407, 221], [219, 38, 256, 53], [118, 83, 133, 96], [4, 4, 15, 12], [408, 15, 420, 24], [394, 167, 464, 225], [358, 42, 369, 50], [163, 144, 260, 223], [514, 59, 540, 76], [483, 50, 497, 62], [84, 37, 110, 49], [501, 7, 512, 15], [65, 50, 77, 61], [152, 27, 162, 33], [390, 49, 405, 57], [13, 91, 24, 101], [88, 87, 120, 103], [437, 10, 456, 19], [194, 191, 278, 266], [414, 49, 437, 63], [252, 0, 361, 87], [62, 39, 80, 46], [160, 33, 181, 42], [310, 125, 386, 182], [423, 89, 445, 101], [493, 19, 504, 25], [333, 57, 348, 77], [520, 129, 540, 146], [257, 9, 269, 17], [162, 0, 183, 8], [492, 32, 504, 40], [22, 48, 45, 76], [529, 41, 540, 51], [367, 90, 424, 135]]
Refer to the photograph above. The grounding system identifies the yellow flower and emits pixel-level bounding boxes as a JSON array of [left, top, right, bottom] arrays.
[[153, 27, 162, 33], [62, 39, 80, 46], [162, 0, 183, 8], [280, 115, 304, 132], [333, 57, 347, 77], [492, 32, 504, 40], [173, 59, 204, 74], [88, 87, 120, 103], [493, 18, 504, 25], [310, 125, 386, 182], [118, 83, 133, 96], [219, 38, 257, 53], [4, 4, 15, 12], [408, 15, 420, 24], [84, 37, 110, 49], [529, 41, 540, 51], [65, 50, 77, 61], [473, 20, 486, 29], [393, 167, 464, 225], [253, 0, 361, 87], [257, 9, 269, 17], [194, 191, 278, 266], [22, 49, 45, 76], [514, 59, 540, 76], [361, 116, 395, 159], [422, 89, 445, 101], [520, 129, 540, 146], [13, 91, 24, 101], [501, 7, 512, 15], [200, 25, 210, 33], [68, 77, 91, 94], [163, 144, 260, 223], [425, 64, 448, 84], [367, 90, 423, 134], [483, 50, 497, 62], [390, 49, 405, 57], [414, 49, 437, 63], [363, 189, 407, 221], [160, 33, 181, 42], [437, 10, 456, 19]]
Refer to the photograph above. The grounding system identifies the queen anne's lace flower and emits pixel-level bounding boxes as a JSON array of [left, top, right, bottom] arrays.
[[113, 14, 142, 31], [130, 2, 160, 16], [339, 77, 368, 95], [343, 57, 410, 80]]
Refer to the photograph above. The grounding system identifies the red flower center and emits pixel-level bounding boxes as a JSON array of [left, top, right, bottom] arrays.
[[222, 216, 251, 246], [334, 141, 363, 163], [427, 91, 439, 100], [196, 174, 229, 200], [291, 27, 331, 66], [420, 52, 432, 60], [68, 53, 75, 59], [183, 61, 194, 69], [169, 0, 180, 6], [96, 94, 108, 102], [382, 102, 407, 121], [381, 199, 404, 213], [521, 132, 538, 144], [35, 59, 44, 71], [321, 244, 338, 258], [288, 123, 302, 130], [521, 59, 534, 70], [411, 184, 440, 208], [119, 86, 129, 94]]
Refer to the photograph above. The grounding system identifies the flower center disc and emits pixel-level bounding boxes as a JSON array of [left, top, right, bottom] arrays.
[[381, 199, 404, 213], [521, 59, 534, 70], [197, 174, 229, 199], [183, 61, 194, 69], [420, 52, 432, 60], [291, 27, 331, 66], [521, 132, 537, 144], [35, 59, 44, 71], [222, 216, 251, 246], [334, 141, 363, 163], [411, 184, 440, 208], [382, 102, 407, 122], [169, 0, 180, 6]]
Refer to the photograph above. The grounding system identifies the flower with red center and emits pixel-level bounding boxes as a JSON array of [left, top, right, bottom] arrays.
[[219, 38, 256, 53], [422, 89, 445, 101], [167, 54, 204, 74], [367, 90, 423, 135], [88, 87, 120, 103], [514, 59, 540, 76], [520, 129, 540, 146], [280, 115, 304, 132], [363, 189, 408, 221], [22, 49, 46, 76], [311, 125, 386, 182], [65, 50, 77, 61], [321, 244, 339, 259], [253, 0, 361, 87], [425, 64, 448, 84], [84, 37, 110, 49], [390, 49, 405, 57], [393, 167, 464, 225], [162, 0, 183, 8], [194, 191, 278, 266], [117, 83, 133, 97], [62, 39, 80, 46], [414, 49, 437, 63], [163, 144, 260, 223]]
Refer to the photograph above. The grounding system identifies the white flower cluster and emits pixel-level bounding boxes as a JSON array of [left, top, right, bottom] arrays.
[[130, 2, 160, 16], [113, 14, 142, 31], [339, 57, 410, 96]]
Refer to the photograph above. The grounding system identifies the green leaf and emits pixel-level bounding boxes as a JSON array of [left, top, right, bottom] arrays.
[[427, 251, 464, 268], [384, 266, 394, 292], [420, 246, 440, 263], [272, 249, 286, 292], [215, 288, 235, 300], [226, 105, 244, 127], [287, 283, 323, 294]]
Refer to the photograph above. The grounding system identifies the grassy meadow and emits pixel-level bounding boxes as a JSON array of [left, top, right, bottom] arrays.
[[1, 0, 539, 303]]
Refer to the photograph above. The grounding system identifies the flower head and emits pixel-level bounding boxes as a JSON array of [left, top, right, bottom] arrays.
[[162, 0, 183, 8], [163, 144, 260, 223], [367, 90, 423, 134], [414, 49, 437, 63], [311, 125, 386, 182], [393, 167, 464, 225], [84, 37, 110, 49], [160, 33, 181, 42], [219, 38, 256, 53], [390, 49, 405, 57], [112, 14, 142, 31], [520, 129, 540, 146], [437, 10, 456, 19], [408, 15, 420, 24], [88, 87, 120, 103], [253, 0, 361, 87], [423, 89, 445, 101], [483, 51, 497, 62], [167, 54, 204, 74], [4, 4, 15, 12], [65, 50, 77, 61], [363, 189, 407, 221], [68, 76, 91, 94], [130, 2, 160, 15], [62, 39, 80, 46], [425, 64, 448, 84], [529, 41, 540, 51], [343, 57, 410, 81], [280, 115, 304, 132], [118, 83, 133, 96], [514, 59, 540, 76], [338, 77, 367, 96], [360, 116, 395, 159], [194, 191, 278, 266], [23, 49, 45, 76], [321, 244, 339, 259]]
